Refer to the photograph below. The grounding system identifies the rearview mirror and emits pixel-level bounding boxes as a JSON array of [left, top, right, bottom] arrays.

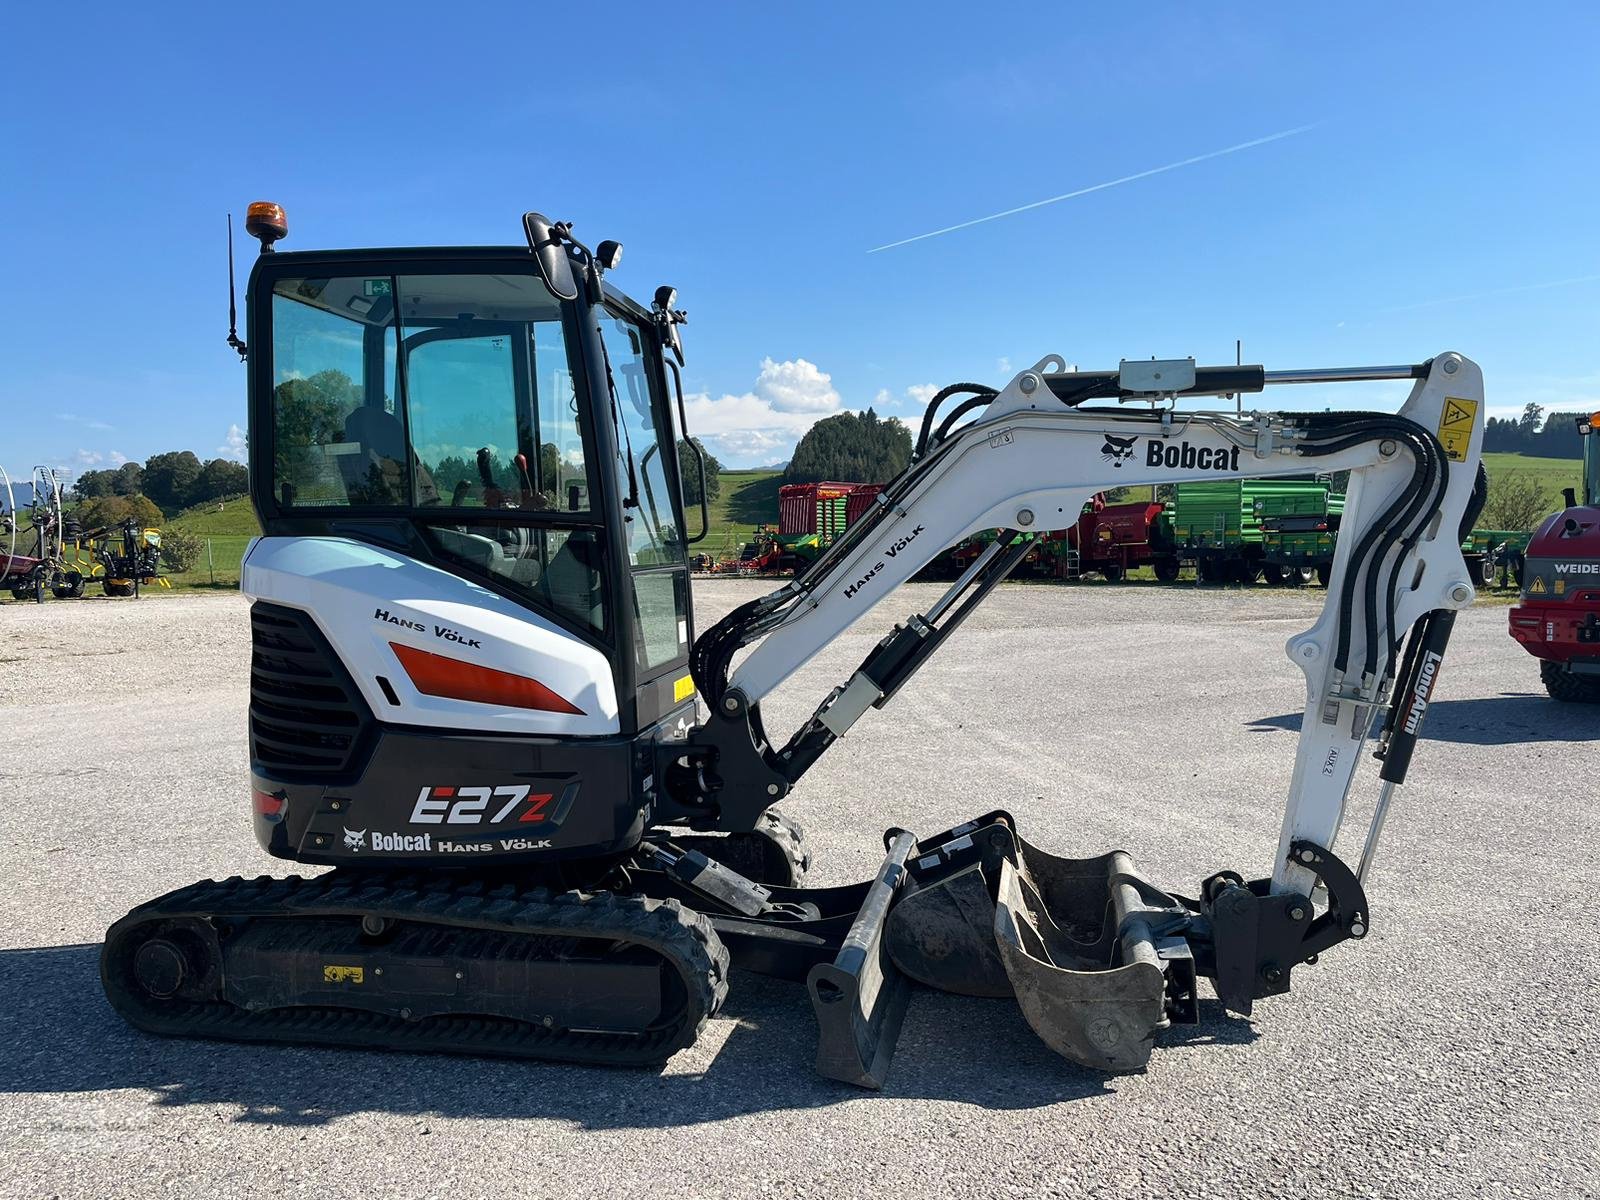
[[522, 212, 578, 301]]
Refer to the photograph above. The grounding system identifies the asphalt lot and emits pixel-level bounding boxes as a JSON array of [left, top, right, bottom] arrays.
[[1, 581, 1596, 1200]]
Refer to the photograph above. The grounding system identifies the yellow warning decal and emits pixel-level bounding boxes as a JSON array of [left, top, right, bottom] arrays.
[[1530, 576, 1548, 596], [323, 965, 365, 984], [1555, 579, 1566, 596], [1438, 397, 1479, 463], [673, 675, 695, 703]]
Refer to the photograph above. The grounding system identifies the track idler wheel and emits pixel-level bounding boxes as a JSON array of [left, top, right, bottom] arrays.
[[133, 939, 188, 997], [675, 808, 812, 887]]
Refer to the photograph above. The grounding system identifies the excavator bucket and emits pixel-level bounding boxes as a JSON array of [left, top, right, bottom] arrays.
[[808, 813, 1199, 1086]]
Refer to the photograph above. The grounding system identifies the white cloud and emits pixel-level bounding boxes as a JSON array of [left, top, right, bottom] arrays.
[[683, 362, 947, 467], [752, 357, 841, 413], [219, 424, 248, 462], [997, 356, 1012, 375], [682, 357, 845, 466], [71, 448, 126, 470]]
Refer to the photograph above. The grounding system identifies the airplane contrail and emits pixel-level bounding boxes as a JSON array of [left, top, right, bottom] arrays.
[[866, 123, 1319, 254]]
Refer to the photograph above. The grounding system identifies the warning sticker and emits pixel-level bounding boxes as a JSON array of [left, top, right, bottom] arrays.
[[673, 675, 695, 702], [1438, 397, 1479, 462], [1530, 576, 1548, 596]]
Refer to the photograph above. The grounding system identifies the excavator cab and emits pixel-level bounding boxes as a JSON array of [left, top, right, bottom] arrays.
[[238, 213, 712, 868]]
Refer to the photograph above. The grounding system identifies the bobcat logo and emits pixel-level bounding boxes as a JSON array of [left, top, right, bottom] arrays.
[[1101, 434, 1138, 468], [343, 828, 367, 851]]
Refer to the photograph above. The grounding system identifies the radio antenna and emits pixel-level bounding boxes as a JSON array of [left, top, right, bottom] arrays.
[[226, 214, 247, 361]]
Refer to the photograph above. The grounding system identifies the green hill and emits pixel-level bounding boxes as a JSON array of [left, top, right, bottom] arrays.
[[166, 494, 262, 536], [702, 470, 782, 559]]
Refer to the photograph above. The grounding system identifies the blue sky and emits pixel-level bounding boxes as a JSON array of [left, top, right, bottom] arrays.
[[3, 2, 1598, 478]]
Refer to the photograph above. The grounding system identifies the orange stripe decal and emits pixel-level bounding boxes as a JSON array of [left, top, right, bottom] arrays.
[[389, 642, 585, 715]]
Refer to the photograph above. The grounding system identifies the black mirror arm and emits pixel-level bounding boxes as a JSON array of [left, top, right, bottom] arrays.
[[666, 357, 710, 544]]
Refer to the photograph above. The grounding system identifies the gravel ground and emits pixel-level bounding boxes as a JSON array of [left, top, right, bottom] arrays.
[[1, 582, 1596, 1200]]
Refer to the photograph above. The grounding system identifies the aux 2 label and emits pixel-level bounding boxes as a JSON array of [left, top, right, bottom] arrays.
[[410, 785, 553, 826]]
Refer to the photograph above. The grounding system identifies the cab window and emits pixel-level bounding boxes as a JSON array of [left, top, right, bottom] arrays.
[[268, 271, 592, 513]]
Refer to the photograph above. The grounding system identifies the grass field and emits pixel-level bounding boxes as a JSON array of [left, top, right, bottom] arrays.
[[165, 494, 261, 536], [700, 469, 782, 560], [1482, 451, 1582, 499], [156, 495, 260, 591]]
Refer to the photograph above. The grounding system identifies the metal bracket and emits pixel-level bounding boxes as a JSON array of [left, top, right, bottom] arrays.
[[1200, 839, 1369, 1015]]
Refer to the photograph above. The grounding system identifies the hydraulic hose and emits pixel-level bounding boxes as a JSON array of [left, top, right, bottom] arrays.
[[1293, 414, 1446, 680], [915, 384, 997, 459]]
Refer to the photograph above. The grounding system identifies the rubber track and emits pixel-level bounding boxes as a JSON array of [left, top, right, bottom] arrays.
[[101, 871, 731, 1066]]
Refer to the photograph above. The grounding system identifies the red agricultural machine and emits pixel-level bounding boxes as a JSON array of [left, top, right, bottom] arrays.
[[1508, 412, 1600, 701], [714, 482, 887, 576], [1061, 496, 1174, 581]]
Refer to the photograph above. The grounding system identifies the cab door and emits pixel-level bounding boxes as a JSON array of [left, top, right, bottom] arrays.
[[593, 305, 696, 728]]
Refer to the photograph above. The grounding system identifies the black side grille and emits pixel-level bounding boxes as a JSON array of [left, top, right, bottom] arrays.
[[250, 602, 372, 779]]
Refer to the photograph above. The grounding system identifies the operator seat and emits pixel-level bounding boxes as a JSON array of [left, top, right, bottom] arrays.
[[543, 531, 605, 633], [339, 406, 439, 505]]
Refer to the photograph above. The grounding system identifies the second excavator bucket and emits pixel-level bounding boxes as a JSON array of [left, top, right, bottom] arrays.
[[809, 813, 1199, 1087]]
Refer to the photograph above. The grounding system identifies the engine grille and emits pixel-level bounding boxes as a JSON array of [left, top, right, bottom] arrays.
[[249, 603, 372, 778]]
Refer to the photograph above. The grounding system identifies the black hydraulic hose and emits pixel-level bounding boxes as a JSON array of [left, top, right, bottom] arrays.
[[915, 384, 996, 459], [1360, 426, 1445, 679], [930, 393, 999, 448], [1294, 424, 1419, 673], [1293, 415, 1444, 677]]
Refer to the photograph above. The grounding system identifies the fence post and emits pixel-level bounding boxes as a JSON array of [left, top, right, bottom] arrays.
[[208, 538, 214, 585]]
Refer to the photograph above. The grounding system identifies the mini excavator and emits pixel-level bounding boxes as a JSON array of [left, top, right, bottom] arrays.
[[102, 205, 1487, 1087]]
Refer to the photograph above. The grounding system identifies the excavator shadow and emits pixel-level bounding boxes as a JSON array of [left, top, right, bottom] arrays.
[[0, 946, 1254, 1128], [1247, 693, 1600, 744]]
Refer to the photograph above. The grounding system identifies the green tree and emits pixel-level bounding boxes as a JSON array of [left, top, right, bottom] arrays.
[[159, 529, 205, 573], [73, 469, 117, 500], [143, 450, 204, 514], [1518, 402, 1545, 439], [678, 437, 723, 505], [113, 461, 144, 496], [1481, 470, 1553, 531], [195, 457, 248, 502], [785, 409, 911, 484], [77, 493, 163, 533]]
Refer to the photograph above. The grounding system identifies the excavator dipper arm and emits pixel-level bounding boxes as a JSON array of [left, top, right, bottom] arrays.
[[669, 352, 1485, 1084]]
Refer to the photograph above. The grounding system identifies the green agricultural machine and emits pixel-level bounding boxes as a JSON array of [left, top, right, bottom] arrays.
[[1164, 478, 1340, 584]]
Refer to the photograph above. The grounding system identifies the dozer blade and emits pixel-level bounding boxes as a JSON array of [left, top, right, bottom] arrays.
[[884, 814, 1198, 1074], [806, 829, 917, 1089]]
